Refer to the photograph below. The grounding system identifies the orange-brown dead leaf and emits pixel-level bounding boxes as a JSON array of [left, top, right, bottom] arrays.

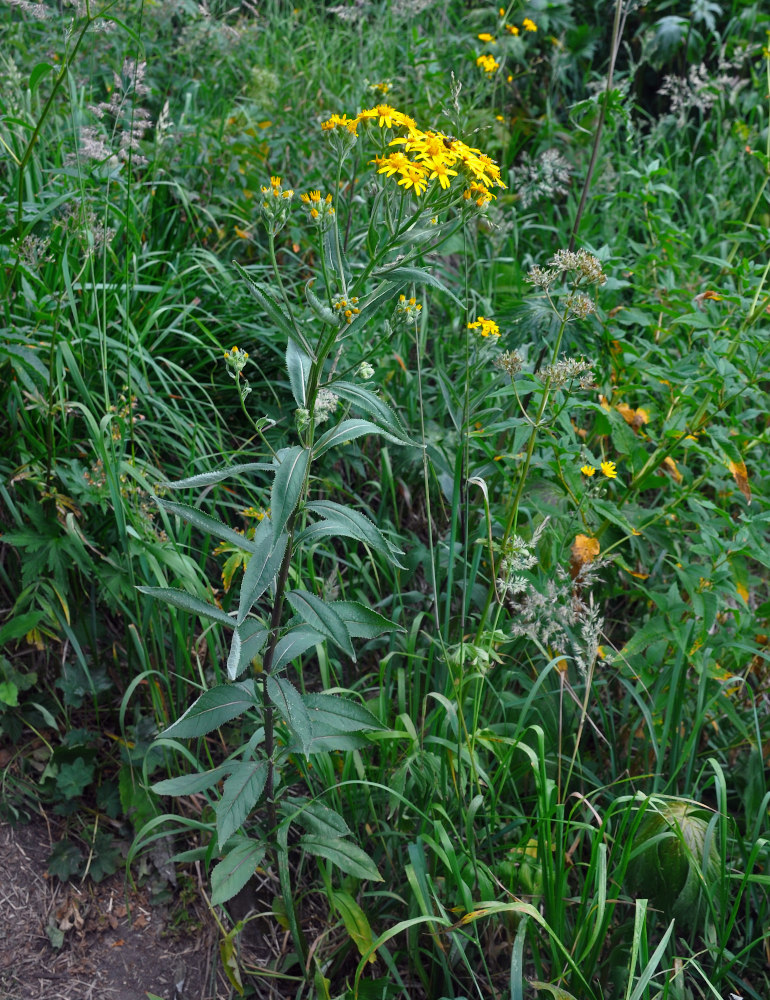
[[729, 459, 751, 503], [570, 534, 600, 578]]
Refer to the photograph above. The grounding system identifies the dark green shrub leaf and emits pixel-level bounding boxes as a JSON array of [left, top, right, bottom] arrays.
[[152, 763, 235, 797], [216, 761, 268, 846], [237, 521, 288, 625], [272, 625, 324, 672], [161, 681, 257, 739], [210, 838, 266, 906], [266, 676, 313, 754], [302, 501, 404, 567], [137, 587, 234, 628], [328, 601, 403, 639], [285, 589, 354, 658], [300, 835, 382, 881], [304, 692, 382, 732], [270, 447, 309, 539]]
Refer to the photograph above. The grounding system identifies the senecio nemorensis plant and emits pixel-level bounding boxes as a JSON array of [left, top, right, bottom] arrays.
[[137, 105, 506, 923]]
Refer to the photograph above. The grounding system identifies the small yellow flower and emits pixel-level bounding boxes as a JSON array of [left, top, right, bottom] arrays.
[[478, 32, 496, 43], [581, 465, 596, 477], [600, 461, 617, 479], [522, 17, 537, 31], [505, 23, 519, 35], [476, 53, 500, 75]]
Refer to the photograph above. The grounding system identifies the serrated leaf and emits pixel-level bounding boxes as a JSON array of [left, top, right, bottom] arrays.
[[300, 836, 382, 881], [303, 501, 404, 567], [375, 264, 463, 307], [237, 519, 288, 624], [330, 381, 416, 446], [270, 447, 309, 538], [304, 692, 383, 732], [161, 681, 257, 739], [266, 676, 313, 755], [211, 838, 266, 906], [272, 626, 324, 672], [227, 620, 269, 680], [216, 761, 268, 846], [154, 497, 258, 553], [285, 589, 354, 658], [137, 586, 235, 628], [305, 281, 338, 325], [284, 796, 351, 837], [329, 600, 403, 639], [163, 462, 274, 490], [313, 417, 407, 458], [152, 764, 234, 797], [332, 890, 377, 962], [286, 338, 313, 406]]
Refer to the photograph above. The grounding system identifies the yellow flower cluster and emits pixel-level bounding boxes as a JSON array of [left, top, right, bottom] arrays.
[[502, 17, 537, 35], [476, 53, 500, 76], [581, 461, 618, 479], [321, 105, 506, 198], [332, 293, 360, 324], [467, 315, 500, 338]]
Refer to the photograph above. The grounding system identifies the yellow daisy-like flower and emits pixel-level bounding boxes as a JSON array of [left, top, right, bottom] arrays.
[[468, 315, 500, 337], [581, 465, 596, 477], [505, 23, 519, 34], [478, 32, 496, 43], [522, 17, 537, 31], [601, 461, 618, 479], [476, 53, 500, 75]]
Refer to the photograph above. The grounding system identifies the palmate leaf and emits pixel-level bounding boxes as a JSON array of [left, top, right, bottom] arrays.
[[161, 681, 257, 739], [302, 501, 405, 568], [216, 761, 268, 846], [210, 837, 266, 906], [285, 589, 354, 659], [270, 447, 309, 538]]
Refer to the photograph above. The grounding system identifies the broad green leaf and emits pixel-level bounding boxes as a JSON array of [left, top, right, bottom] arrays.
[[163, 462, 274, 490], [266, 676, 313, 755], [332, 890, 377, 962], [304, 692, 383, 732], [210, 838, 266, 906], [329, 600, 403, 639], [154, 497, 258, 553], [284, 796, 351, 838], [270, 447, 309, 539], [0, 610, 42, 646], [313, 418, 407, 458], [271, 626, 324, 672], [286, 338, 313, 406], [330, 381, 416, 446], [302, 501, 404, 567], [216, 761, 268, 846], [29, 62, 53, 92], [137, 586, 234, 628], [152, 764, 234, 797], [237, 519, 288, 624], [227, 620, 269, 681], [300, 836, 382, 881], [161, 681, 257, 739], [285, 589, 354, 659]]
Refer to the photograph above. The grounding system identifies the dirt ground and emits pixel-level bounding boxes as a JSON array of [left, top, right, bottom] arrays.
[[0, 819, 228, 1000]]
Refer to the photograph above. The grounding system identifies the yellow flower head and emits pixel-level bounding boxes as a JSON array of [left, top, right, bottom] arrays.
[[581, 465, 596, 477], [476, 53, 500, 75], [478, 32, 496, 43], [467, 315, 500, 337], [505, 23, 519, 34], [601, 461, 618, 479], [522, 17, 537, 31]]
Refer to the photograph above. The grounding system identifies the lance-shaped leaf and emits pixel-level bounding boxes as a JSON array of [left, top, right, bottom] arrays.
[[266, 676, 313, 755], [161, 681, 257, 739], [152, 763, 235, 798], [154, 497, 258, 554], [305, 281, 337, 326], [285, 589, 354, 659], [284, 796, 351, 838], [237, 519, 288, 624], [286, 338, 313, 407], [374, 264, 463, 308], [344, 280, 405, 339], [270, 447, 309, 539], [163, 461, 274, 490], [330, 381, 417, 446], [328, 601, 402, 639], [304, 692, 383, 732], [300, 836, 382, 881], [302, 501, 404, 568], [313, 418, 407, 459], [137, 586, 234, 629], [332, 890, 377, 962], [272, 625, 324, 673], [211, 838, 266, 906], [226, 620, 269, 681], [216, 760, 268, 846], [232, 260, 314, 356]]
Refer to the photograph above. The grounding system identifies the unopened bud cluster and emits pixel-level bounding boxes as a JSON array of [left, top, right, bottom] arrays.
[[332, 293, 361, 324], [260, 176, 294, 234], [300, 190, 336, 230], [392, 293, 423, 326]]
